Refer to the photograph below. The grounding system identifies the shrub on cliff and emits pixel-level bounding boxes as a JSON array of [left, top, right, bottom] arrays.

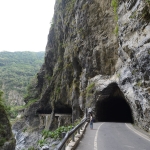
[[0, 91, 15, 149]]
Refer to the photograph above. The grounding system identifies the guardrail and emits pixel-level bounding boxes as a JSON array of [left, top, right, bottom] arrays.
[[54, 118, 88, 150]]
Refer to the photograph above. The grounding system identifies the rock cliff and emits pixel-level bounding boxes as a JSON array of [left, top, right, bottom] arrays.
[[19, 0, 150, 135]]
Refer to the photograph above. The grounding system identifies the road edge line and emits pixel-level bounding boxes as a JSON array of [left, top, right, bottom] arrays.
[[125, 123, 150, 142], [94, 123, 104, 150]]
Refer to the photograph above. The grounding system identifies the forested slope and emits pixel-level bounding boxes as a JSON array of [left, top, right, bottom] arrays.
[[0, 51, 44, 106], [0, 91, 16, 150]]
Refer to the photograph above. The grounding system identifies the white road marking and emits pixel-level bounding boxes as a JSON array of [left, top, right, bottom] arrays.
[[125, 123, 150, 142], [94, 123, 104, 150]]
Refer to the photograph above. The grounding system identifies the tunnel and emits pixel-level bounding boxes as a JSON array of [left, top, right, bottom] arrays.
[[54, 102, 72, 114], [95, 83, 133, 123], [36, 102, 72, 114], [36, 103, 52, 114]]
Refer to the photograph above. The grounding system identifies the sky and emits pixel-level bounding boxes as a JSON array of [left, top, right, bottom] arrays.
[[0, 0, 55, 52]]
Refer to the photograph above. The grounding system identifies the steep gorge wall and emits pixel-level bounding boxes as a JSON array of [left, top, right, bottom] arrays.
[[116, 0, 150, 130], [33, 0, 118, 123], [23, 0, 150, 132]]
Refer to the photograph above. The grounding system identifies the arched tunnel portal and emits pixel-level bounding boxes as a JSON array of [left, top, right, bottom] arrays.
[[95, 83, 134, 123]]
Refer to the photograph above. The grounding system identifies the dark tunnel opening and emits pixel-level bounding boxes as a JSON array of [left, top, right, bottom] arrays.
[[54, 103, 72, 114], [36, 102, 72, 114], [95, 83, 134, 123], [36, 103, 52, 114], [36, 107, 52, 114], [54, 101, 72, 114]]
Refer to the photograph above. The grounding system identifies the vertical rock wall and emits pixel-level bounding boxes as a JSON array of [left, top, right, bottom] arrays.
[[116, 0, 150, 130], [35, 0, 118, 122], [23, 0, 150, 131]]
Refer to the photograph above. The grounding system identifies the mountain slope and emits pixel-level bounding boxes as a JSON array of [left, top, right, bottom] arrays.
[[0, 51, 44, 106]]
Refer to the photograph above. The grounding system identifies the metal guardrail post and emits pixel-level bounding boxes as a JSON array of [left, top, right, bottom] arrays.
[[62, 144, 65, 150], [81, 123, 83, 130], [72, 133, 75, 142], [78, 128, 80, 134], [62, 132, 66, 150], [62, 132, 66, 139]]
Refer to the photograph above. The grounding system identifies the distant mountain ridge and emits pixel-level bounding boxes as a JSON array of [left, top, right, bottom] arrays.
[[0, 51, 44, 106]]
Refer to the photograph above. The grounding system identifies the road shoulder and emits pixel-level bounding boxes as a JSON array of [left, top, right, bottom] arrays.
[[126, 123, 150, 141]]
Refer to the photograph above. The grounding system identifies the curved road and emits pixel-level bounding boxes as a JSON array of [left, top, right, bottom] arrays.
[[76, 122, 150, 150]]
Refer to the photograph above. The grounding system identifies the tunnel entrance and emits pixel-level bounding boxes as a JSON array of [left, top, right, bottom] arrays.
[[36, 102, 72, 114], [36, 103, 52, 114], [95, 83, 133, 123], [54, 102, 72, 114]]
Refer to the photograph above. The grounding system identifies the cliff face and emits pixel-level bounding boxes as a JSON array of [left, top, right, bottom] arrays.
[[24, 0, 150, 132], [116, 0, 150, 130]]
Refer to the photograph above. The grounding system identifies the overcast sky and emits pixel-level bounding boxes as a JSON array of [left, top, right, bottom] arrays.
[[0, 0, 55, 52]]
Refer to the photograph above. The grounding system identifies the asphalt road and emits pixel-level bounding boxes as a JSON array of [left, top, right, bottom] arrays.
[[76, 122, 150, 150]]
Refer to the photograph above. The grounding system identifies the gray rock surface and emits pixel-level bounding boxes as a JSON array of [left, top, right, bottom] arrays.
[[117, 0, 150, 130]]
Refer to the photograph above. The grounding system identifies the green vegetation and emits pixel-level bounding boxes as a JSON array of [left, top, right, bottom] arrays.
[[0, 91, 11, 146], [28, 147, 35, 150], [82, 3, 88, 10], [0, 51, 44, 105], [137, 80, 142, 87], [86, 83, 95, 107], [36, 116, 82, 148], [46, 74, 52, 83], [132, 69, 136, 75], [141, 5, 150, 21], [65, 0, 76, 13], [129, 11, 137, 19], [0, 51, 44, 119], [64, 63, 73, 70], [0, 137, 6, 146], [146, 0, 150, 4], [57, 0, 62, 5], [114, 25, 119, 35], [111, 0, 119, 35], [41, 125, 73, 141], [55, 87, 61, 95], [10, 98, 38, 118], [116, 73, 120, 78], [0, 91, 10, 116], [38, 139, 46, 147], [111, 0, 118, 21], [55, 0, 76, 15], [86, 82, 95, 94], [77, 28, 87, 39]]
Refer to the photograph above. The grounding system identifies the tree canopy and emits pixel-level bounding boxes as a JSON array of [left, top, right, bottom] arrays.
[[0, 51, 44, 104]]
